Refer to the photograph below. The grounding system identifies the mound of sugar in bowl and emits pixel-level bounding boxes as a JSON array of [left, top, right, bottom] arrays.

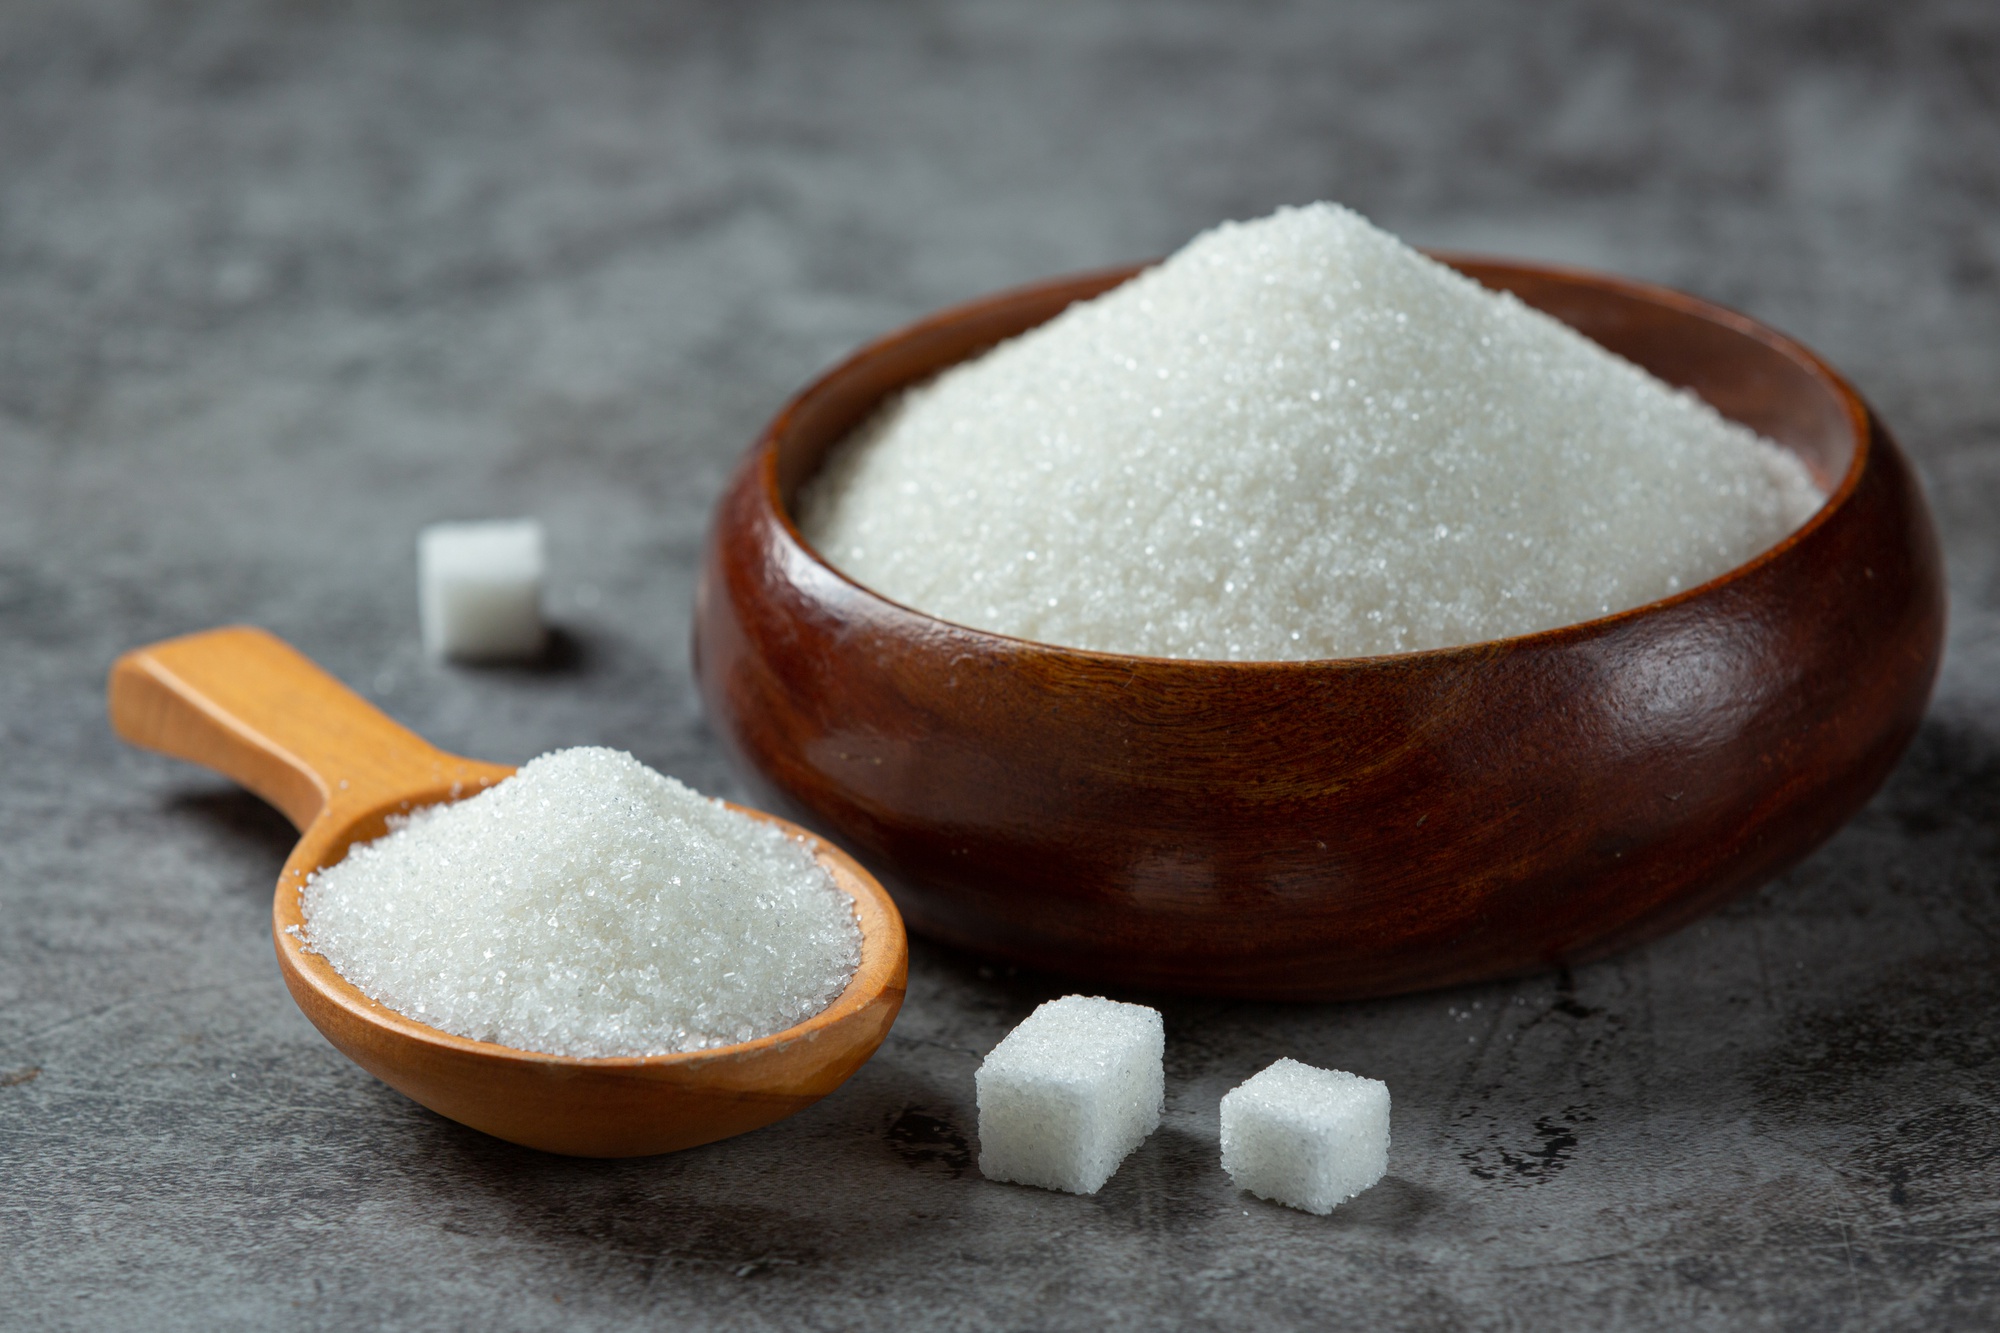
[[300, 747, 861, 1058], [975, 995, 1164, 1194], [1220, 1058, 1390, 1215], [800, 202, 1825, 661]]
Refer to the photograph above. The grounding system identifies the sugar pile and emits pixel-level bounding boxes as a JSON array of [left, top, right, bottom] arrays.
[[300, 747, 860, 1059], [800, 203, 1825, 661]]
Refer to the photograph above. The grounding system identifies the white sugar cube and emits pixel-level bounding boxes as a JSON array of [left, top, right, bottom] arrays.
[[418, 520, 546, 662], [975, 995, 1164, 1194], [1220, 1058, 1390, 1215]]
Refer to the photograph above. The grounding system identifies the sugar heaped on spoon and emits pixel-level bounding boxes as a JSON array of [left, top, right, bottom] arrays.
[[109, 626, 906, 1156]]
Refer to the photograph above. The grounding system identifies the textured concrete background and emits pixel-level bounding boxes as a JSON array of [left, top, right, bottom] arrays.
[[2, 1, 1997, 1328]]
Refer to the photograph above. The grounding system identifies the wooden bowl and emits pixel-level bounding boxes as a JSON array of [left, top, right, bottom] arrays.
[[693, 258, 1944, 1000]]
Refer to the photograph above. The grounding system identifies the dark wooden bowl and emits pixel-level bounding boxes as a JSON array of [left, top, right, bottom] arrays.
[[693, 258, 1944, 1000]]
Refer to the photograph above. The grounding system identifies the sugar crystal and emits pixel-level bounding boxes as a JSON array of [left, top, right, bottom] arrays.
[[300, 747, 861, 1058], [800, 203, 1824, 661]]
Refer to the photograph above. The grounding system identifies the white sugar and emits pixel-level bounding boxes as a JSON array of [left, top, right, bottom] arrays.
[[300, 747, 860, 1059], [800, 203, 1824, 661], [418, 519, 546, 662], [975, 995, 1164, 1194], [1220, 1058, 1390, 1215]]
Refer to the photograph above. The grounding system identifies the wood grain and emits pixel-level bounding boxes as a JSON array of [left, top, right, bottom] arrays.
[[110, 626, 907, 1156], [694, 258, 1946, 999]]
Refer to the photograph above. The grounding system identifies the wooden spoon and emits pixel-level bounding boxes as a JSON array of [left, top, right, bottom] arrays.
[[108, 625, 907, 1157]]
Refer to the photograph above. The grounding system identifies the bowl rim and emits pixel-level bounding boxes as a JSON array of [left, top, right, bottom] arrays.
[[750, 254, 1875, 672], [272, 796, 907, 1073]]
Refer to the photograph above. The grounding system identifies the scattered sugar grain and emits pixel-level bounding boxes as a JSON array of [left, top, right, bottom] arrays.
[[300, 747, 860, 1059], [975, 995, 1164, 1194], [801, 203, 1824, 661], [1220, 1058, 1390, 1215]]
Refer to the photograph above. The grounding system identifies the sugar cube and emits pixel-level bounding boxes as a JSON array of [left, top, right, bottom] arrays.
[[975, 995, 1164, 1194], [1220, 1058, 1390, 1215], [418, 519, 546, 662]]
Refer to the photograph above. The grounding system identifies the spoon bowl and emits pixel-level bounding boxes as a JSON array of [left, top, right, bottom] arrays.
[[110, 626, 907, 1157]]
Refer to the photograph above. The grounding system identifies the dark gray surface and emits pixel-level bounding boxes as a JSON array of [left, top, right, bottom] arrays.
[[3, 1, 1997, 1328]]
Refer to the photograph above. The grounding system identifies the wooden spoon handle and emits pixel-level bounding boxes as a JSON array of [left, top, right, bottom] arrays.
[[108, 626, 495, 832]]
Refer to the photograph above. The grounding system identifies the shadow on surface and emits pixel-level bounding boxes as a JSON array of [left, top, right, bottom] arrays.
[[533, 625, 593, 676], [884, 1103, 974, 1179], [1869, 712, 2000, 844], [374, 1120, 859, 1282], [374, 1058, 971, 1285], [444, 624, 594, 677], [1338, 1175, 1447, 1230], [167, 786, 299, 866]]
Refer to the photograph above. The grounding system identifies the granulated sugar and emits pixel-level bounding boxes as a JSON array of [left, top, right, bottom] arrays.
[[800, 203, 1824, 660], [300, 747, 860, 1058]]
